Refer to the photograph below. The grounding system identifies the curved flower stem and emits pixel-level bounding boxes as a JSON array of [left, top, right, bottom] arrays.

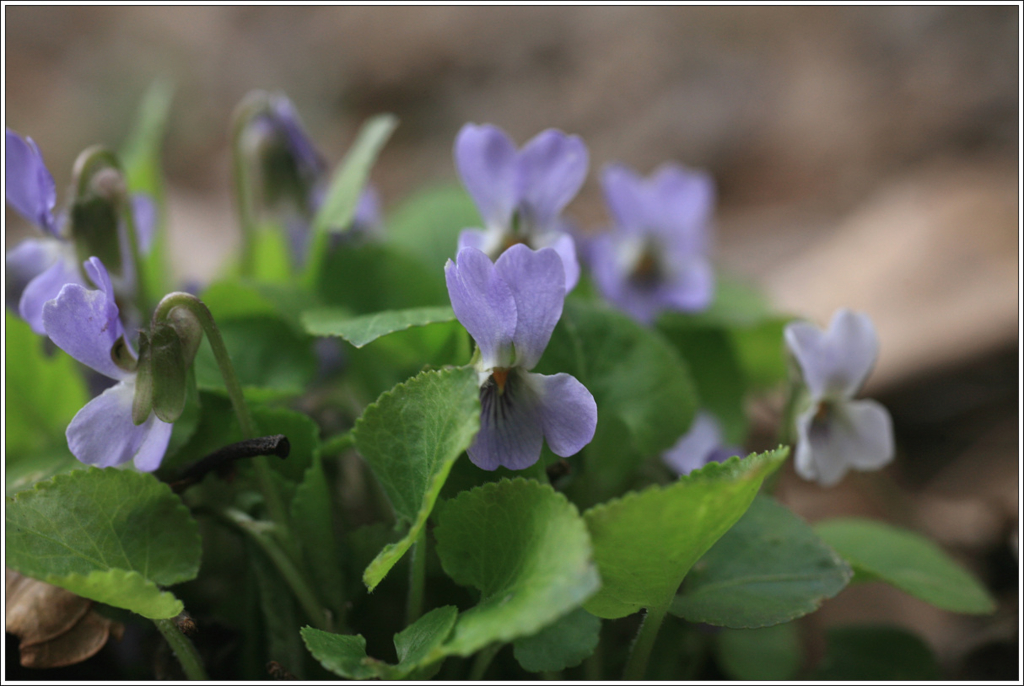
[[623, 603, 669, 681], [468, 642, 502, 681], [153, 617, 208, 680], [153, 293, 289, 531], [229, 91, 269, 278], [406, 527, 427, 626], [221, 508, 332, 632]]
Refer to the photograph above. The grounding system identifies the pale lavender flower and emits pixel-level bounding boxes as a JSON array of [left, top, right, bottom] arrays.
[[42, 257, 172, 471], [585, 163, 715, 325], [662, 411, 743, 476], [454, 124, 588, 291], [445, 245, 597, 470], [784, 309, 895, 487], [5, 128, 156, 334]]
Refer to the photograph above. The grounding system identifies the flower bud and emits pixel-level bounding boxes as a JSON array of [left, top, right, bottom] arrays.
[[132, 331, 155, 426], [165, 305, 204, 369], [69, 147, 128, 277], [149, 321, 189, 423]]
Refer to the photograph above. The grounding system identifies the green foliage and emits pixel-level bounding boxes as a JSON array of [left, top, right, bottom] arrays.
[[5, 468, 201, 618], [714, 622, 803, 681], [302, 606, 458, 679], [120, 79, 174, 297], [434, 479, 601, 656], [315, 242, 448, 313], [354, 367, 481, 590], [302, 305, 456, 347], [290, 452, 346, 620], [385, 183, 481, 272], [512, 607, 602, 672], [4, 311, 89, 456], [809, 625, 942, 680], [671, 495, 851, 628], [816, 518, 996, 614], [538, 299, 699, 503], [192, 315, 316, 397], [306, 113, 398, 279], [582, 448, 788, 619]]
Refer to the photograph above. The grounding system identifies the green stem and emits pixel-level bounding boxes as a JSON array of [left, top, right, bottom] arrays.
[[221, 508, 331, 632], [153, 293, 289, 530], [230, 91, 269, 278], [321, 430, 355, 457], [154, 618, 208, 680], [406, 526, 427, 626], [623, 603, 669, 681], [468, 642, 502, 681]]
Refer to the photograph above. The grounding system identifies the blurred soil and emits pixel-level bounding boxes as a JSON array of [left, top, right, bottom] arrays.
[[4, 6, 1019, 679]]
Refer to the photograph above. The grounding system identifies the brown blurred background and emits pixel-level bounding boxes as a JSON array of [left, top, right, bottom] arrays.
[[5, 5, 1019, 677]]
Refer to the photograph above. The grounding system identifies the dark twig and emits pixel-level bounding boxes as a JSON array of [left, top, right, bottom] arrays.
[[170, 435, 290, 493]]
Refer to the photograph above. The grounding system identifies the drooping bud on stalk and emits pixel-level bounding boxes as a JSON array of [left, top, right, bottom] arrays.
[[149, 321, 189, 423], [132, 331, 155, 426], [69, 147, 129, 278]]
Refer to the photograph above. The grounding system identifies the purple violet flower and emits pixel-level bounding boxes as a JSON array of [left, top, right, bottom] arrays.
[[454, 123, 588, 292], [585, 163, 715, 325], [784, 309, 895, 487], [42, 257, 172, 471], [662, 411, 744, 476], [5, 128, 156, 334], [445, 244, 597, 471]]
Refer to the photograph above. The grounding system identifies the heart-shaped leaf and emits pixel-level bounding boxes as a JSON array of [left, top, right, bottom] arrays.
[[583, 448, 788, 619], [302, 306, 456, 348], [354, 367, 480, 590], [434, 478, 601, 657], [6, 468, 201, 618], [671, 495, 852, 627]]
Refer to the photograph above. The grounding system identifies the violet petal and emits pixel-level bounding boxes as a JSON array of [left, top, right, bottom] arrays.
[[784, 309, 879, 400], [41, 258, 128, 380], [493, 244, 565, 370], [794, 398, 894, 487], [516, 129, 588, 232], [5, 128, 57, 234], [468, 369, 545, 471], [534, 231, 580, 293], [529, 371, 597, 458], [19, 249, 86, 335], [444, 247, 516, 370], [6, 237, 61, 312], [65, 380, 170, 470], [454, 124, 518, 230]]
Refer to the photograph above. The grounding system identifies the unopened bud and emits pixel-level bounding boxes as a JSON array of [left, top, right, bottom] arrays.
[[69, 148, 129, 276], [132, 331, 154, 426], [150, 322, 188, 423], [166, 306, 204, 368]]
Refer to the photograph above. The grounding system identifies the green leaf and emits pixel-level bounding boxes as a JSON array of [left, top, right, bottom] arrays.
[[306, 114, 398, 281], [4, 311, 89, 455], [250, 224, 295, 284], [730, 317, 789, 390], [301, 607, 458, 682], [301, 629, 381, 680], [252, 406, 319, 485], [671, 495, 851, 628], [315, 242, 448, 314], [809, 625, 942, 680], [815, 518, 996, 614], [302, 305, 456, 348], [537, 300, 699, 503], [385, 183, 481, 272], [249, 537, 307, 678], [290, 452, 346, 619], [5, 468, 201, 618], [192, 315, 316, 397], [582, 448, 788, 619], [434, 478, 601, 656], [200, 279, 317, 333], [714, 623, 802, 681], [656, 324, 748, 444], [512, 607, 602, 672], [354, 367, 480, 590], [120, 80, 174, 297], [393, 605, 459, 669]]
